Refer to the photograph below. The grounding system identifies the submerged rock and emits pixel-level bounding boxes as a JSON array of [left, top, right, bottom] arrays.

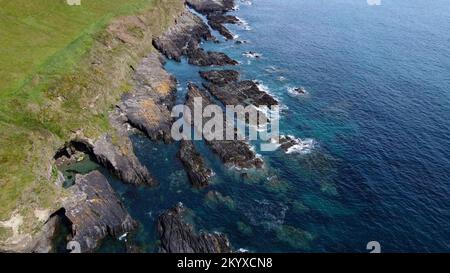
[[157, 203, 232, 253], [153, 10, 237, 66], [64, 171, 138, 252], [185, 83, 264, 169], [179, 140, 214, 188], [276, 225, 314, 250], [199, 69, 240, 86], [118, 53, 176, 142], [205, 190, 236, 210]]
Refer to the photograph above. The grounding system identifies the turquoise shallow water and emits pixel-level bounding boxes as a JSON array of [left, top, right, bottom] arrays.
[[89, 0, 450, 252]]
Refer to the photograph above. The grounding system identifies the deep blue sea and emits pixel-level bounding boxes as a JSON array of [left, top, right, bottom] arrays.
[[89, 0, 450, 252]]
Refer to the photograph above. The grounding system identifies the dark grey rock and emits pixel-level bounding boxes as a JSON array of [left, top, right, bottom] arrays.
[[207, 14, 240, 40], [185, 83, 263, 169], [179, 140, 213, 188], [64, 171, 138, 252], [186, 0, 236, 15], [199, 69, 240, 85], [65, 133, 155, 186], [153, 10, 237, 66], [204, 80, 278, 107], [157, 203, 232, 253]]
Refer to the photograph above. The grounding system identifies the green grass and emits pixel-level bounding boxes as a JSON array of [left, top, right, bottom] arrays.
[[0, 0, 155, 96], [0, 0, 184, 236]]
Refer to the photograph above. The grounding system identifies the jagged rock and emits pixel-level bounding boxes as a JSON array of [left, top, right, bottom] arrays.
[[187, 0, 238, 40], [64, 171, 138, 252], [118, 53, 176, 142], [185, 83, 263, 169], [157, 203, 232, 253], [188, 46, 238, 66], [153, 10, 237, 66], [179, 140, 213, 188], [207, 14, 240, 40], [186, 0, 236, 15], [199, 69, 240, 85], [91, 135, 155, 186], [204, 80, 278, 107]]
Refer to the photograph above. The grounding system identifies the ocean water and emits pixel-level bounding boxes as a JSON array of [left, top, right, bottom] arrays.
[[85, 0, 450, 252]]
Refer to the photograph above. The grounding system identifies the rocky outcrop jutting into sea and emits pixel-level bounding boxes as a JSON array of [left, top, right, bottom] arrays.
[[186, 0, 240, 40], [117, 52, 177, 143], [63, 171, 138, 252], [186, 83, 263, 169], [153, 10, 237, 66], [157, 203, 232, 253], [199, 69, 240, 85], [179, 140, 214, 187], [204, 80, 278, 107], [186, 0, 235, 14]]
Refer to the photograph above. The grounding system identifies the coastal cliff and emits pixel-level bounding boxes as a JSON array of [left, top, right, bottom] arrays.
[[0, 0, 185, 252], [1, 0, 274, 252]]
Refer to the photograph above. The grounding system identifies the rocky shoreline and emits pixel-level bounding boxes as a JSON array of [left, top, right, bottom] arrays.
[[152, 10, 237, 66], [4, 0, 283, 253]]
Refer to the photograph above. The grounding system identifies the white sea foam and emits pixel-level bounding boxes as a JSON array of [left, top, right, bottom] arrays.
[[240, 0, 253, 6], [287, 86, 309, 97], [243, 51, 262, 58], [254, 81, 290, 111], [118, 232, 128, 241], [286, 137, 316, 155], [236, 17, 252, 31]]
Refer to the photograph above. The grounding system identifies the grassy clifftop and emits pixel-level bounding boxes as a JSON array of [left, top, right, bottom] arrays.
[[0, 0, 184, 248]]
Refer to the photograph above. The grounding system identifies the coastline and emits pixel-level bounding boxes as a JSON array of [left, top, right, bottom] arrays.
[[2, 0, 284, 253], [0, 0, 185, 252]]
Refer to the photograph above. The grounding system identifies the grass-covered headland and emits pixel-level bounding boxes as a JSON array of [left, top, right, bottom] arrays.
[[0, 0, 184, 247]]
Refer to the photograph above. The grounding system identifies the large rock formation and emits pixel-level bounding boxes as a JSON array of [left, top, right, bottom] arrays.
[[153, 10, 237, 66], [185, 83, 263, 169], [117, 53, 176, 143], [179, 140, 214, 187], [57, 131, 155, 186], [186, 0, 235, 14], [157, 203, 232, 253], [63, 171, 137, 252], [204, 80, 278, 107], [186, 0, 239, 40], [207, 14, 240, 40]]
